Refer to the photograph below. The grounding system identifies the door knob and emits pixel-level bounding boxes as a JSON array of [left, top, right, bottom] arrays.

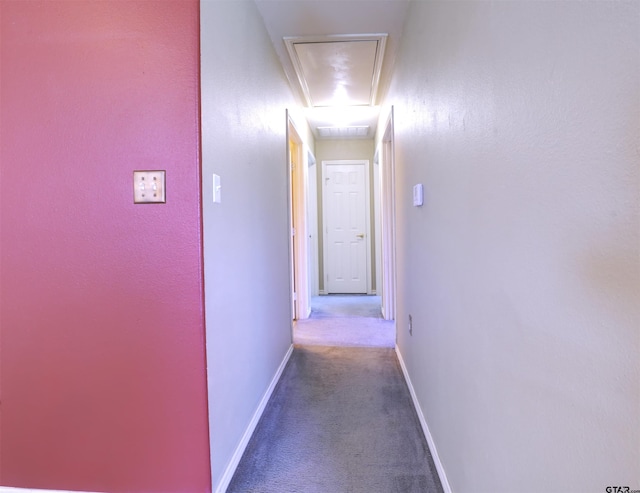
[[356, 233, 365, 238]]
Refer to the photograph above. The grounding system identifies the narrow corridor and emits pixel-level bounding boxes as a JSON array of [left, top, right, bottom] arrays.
[[1, 1, 637, 492], [228, 345, 443, 493], [293, 295, 395, 347]]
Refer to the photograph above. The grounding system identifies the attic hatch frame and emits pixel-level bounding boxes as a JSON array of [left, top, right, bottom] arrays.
[[284, 33, 388, 108]]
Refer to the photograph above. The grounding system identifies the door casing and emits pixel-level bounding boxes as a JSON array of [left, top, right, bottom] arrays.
[[287, 112, 310, 320], [377, 109, 397, 321]]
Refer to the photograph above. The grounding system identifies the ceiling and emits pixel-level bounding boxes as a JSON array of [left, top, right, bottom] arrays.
[[285, 34, 387, 107], [254, 0, 410, 140]]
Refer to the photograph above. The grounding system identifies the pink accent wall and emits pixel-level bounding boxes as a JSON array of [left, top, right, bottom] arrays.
[[0, 1, 211, 492]]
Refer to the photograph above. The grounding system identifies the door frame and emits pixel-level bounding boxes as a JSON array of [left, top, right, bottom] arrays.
[[307, 150, 319, 297], [373, 152, 382, 298], [321, 159, 373, 295], [376, 109, 397, 320], [287, 112, 310, 320]]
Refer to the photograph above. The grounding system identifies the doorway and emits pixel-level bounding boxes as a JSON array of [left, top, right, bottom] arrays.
[[287, 113, 310, 321], [377, 109, 397, 321], [290, 112, 398, 346], [321, 160, 372, 295], [293, 155, 394, 348]]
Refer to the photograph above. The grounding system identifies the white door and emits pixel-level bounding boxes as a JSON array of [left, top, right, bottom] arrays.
[[323, 161, 369, 294]]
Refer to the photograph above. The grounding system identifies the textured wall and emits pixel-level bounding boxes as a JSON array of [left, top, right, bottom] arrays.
[[387, 1, 640, 491], [200, 1, 298, 490], [0, 1, 211, 491]]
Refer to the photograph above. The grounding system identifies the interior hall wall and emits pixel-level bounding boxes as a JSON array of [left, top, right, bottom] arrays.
[[387, 1, 640, 491], [0, 1, 211, 491], [200, 1, 304, 489]]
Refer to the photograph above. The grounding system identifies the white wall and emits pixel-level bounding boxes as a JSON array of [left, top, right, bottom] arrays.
[[387, 2, 640, 491], [200, 1, 303, 489]]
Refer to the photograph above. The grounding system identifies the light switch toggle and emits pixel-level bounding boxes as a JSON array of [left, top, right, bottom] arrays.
[[413, 184, 424, 207], [213, 174, 221, 203], [134, 170, 166, 204]]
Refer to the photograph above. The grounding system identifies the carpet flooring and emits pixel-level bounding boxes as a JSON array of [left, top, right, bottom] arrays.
[[227, 346, 444, 493], [309, 294, 383, 319], [293, 295, 396, 348]]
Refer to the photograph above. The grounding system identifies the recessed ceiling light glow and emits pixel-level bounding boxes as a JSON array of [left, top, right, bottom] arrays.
[[332, 84, 350, 106], [304, 105, 381, 140]]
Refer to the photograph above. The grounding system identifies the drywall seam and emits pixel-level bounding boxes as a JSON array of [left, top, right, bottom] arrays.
[[214, 344, 294, 493], [395, 346, 452, 493]]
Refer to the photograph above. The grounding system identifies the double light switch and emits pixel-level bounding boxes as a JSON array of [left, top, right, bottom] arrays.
[[134, 170, 166, 204]]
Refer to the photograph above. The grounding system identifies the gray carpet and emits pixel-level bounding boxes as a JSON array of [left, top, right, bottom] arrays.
[[293, 295, 395, 348], [227, 346, 444, 493], [294, 317, 395, 348], [309, 295, 383, 319]]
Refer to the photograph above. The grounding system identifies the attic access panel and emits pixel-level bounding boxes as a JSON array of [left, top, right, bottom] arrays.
[[284, 34, 387, 107]]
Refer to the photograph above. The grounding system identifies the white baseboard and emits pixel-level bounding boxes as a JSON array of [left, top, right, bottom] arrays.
[[318, 289, 327, 295], [395, 347, 452, 493], [214, 344, 294, 493]]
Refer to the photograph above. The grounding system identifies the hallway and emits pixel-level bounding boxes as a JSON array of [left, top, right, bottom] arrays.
[[293, 295, 395, 348], [1, 1, 638, 493], [228, 345, 443, 493]]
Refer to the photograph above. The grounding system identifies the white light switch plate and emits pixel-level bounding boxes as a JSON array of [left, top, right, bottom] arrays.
[[413, 183, 424, 207], [213, 174, 221, 203], [134, 170, 166, 204]]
